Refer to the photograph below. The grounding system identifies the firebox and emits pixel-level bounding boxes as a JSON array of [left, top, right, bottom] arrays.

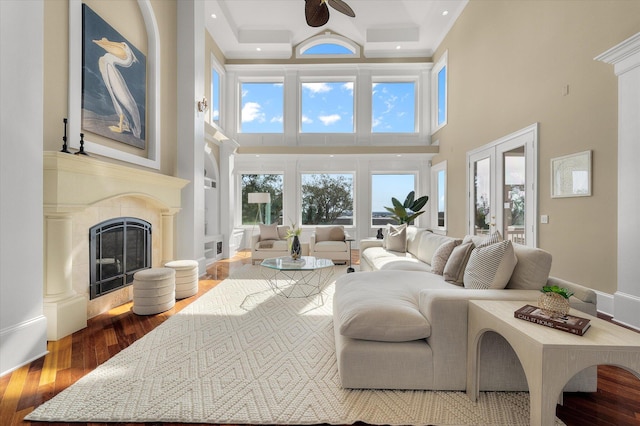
[[89, 217, 152, 299]]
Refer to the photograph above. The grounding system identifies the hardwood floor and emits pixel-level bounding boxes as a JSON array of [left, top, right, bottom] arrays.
[[1, 251, 639, 426]]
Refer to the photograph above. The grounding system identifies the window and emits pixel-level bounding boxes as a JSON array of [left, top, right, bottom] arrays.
[[296, 33, 360, 58], [300, 81, 354, 133], [431, 51, 448, 132], [430, 161, 447, 231], [372, 81, 416, 133], [301, 173, 353, 225], [241, 174, 283, 225], [371, 174, 416, 226], [210, 67, 221, 125], [240, 82, 284, 133]]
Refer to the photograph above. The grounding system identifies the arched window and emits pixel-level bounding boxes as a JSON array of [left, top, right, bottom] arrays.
[[296, 33, 360, 58]]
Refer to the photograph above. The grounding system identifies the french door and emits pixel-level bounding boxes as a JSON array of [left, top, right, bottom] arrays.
[[467, 124, 538, 247]]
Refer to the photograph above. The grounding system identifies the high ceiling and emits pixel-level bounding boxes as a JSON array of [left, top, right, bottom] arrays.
[[204, 0, 468, 60]]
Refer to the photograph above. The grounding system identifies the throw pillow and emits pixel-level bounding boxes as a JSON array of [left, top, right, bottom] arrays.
[[431, 239, 462, 275], [463, 240, 518, 289], [443, 241, 475, 285], [385, 224, 407, 253], [315, 226, 345, 242], [506, 243, 552, 290], [463, 231, 503, 247], [277, 225, 290, 240], [259, 223, 279, 241]]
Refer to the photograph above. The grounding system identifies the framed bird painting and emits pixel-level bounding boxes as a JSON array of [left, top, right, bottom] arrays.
[[81, 4, 146, 149]]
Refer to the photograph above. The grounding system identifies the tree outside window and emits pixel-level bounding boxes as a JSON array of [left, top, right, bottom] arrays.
[[301, 173, 353, 225], [241, 174, 283, 225]]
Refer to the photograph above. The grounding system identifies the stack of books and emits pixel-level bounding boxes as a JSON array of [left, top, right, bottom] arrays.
[[514, 304, 591, 336]]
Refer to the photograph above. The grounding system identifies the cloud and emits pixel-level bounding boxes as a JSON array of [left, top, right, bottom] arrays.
[[342, 82, 354, 93], [302, 82, 332, 94], [241, 102, 265, 123], [301, 115, 313, 124], [270, 115, 283, 123], [241, 89, 248, 98], [318, 114, 341, 126], [372, 117, 381, 128]]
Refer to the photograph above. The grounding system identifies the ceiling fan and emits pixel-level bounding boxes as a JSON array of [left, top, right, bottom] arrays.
[[305, 0, 356, 27]]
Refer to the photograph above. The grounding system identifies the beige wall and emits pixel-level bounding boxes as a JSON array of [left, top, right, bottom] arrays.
[[43, 0, 177, 175], [432, 0, 640, 293]]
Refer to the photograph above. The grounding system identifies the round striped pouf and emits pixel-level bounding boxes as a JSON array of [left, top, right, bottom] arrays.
[[164, 260, 199, 299], [132, 268, 176, 315]]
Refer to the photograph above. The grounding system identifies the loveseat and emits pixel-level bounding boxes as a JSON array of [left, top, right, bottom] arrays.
[[333, 225, 598, 392]]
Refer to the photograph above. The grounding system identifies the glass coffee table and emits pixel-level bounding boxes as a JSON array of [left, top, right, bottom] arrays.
[[260, 256, 334, 303]]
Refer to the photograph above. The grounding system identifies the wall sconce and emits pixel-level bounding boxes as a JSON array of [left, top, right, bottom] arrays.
[[197, 97, 209, 113]]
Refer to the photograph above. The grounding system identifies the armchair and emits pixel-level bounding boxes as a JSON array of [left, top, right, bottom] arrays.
[[309, 225, 350, 264], [250, 224, 290, 264]]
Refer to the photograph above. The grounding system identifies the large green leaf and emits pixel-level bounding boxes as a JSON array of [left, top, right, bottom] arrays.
[[403, 191, 415, 208], [411, 195, 429, 212]]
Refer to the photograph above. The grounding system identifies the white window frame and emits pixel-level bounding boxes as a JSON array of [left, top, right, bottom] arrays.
[[299, 171, 356, 227], [299, 76, 356, 134], [370, 172, 418, 227], [431, 50, 448, 133], [238, 171, 285, 227], [238, 77, 285, 134], [430, 161, 447, 233], [371, 77, 419, 134], [296, 33, 360, 59], [210, 53, 225, 129]]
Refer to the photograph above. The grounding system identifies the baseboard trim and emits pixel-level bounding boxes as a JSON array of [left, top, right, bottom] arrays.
[[612, 291, 640, 331], [1, 315, 48, 377], [595, 290, 615, 317]]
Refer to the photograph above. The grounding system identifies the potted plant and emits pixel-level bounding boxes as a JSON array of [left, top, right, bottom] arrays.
[[384, 191, 429, 225], [538, 285, 574, 318], [286, 222, 302, 260]]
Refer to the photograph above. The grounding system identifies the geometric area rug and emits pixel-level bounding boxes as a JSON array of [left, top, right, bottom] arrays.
[[26, 265, 564, 425]]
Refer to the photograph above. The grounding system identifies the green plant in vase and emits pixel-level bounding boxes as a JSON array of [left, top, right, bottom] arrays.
[[538, 285, 574, 318], [286, 222, 302, 260]]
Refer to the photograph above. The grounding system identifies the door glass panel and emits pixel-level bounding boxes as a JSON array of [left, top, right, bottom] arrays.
[[473, 157, 491, 236], [503, 147, 526, 244]]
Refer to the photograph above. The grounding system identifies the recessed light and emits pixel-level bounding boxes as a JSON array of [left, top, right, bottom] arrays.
[[256, 47, 262, 51], [211, 13, 217, 19], [442, 10, 449, 16], [395, 45, 401, 50], [396, 154, 402, 157]]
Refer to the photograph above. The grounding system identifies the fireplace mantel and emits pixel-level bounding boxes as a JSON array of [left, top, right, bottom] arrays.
[[44, 152, 188, 214], [42, 152, 189, 340]]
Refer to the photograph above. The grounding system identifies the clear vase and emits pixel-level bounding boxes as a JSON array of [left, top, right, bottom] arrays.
[[290, 235, 301, 260]]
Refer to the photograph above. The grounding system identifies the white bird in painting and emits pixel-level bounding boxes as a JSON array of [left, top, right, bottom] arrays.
[[93, 37, 142, 139]]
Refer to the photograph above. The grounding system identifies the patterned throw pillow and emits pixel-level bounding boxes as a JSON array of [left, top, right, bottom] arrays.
[[463, 240, 518, 289], [431, 239, 462, 275], [385, 224, 407, 253], [443, 242, 475, 285]]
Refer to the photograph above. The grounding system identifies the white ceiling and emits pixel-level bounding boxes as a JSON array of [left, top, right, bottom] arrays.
[[204, 0, 468, 60]]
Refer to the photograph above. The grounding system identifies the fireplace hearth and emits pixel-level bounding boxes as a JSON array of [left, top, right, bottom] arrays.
[[89, 217, 152, 299]]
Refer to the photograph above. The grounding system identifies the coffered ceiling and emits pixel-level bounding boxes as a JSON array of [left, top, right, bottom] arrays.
[[204, 0, 468, 60]]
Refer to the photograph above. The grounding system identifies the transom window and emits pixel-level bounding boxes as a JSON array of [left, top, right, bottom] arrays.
[[240, 82, 284, 133], [300, 81, 354, 133], [296, 33, 360, 58], [372, 81, 416, 133]]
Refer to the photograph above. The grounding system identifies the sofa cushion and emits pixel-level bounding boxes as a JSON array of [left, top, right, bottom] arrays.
[[384, 224, 407, 252], [277, 225, 290, 240], [313, 240, 347, 252], [254, 239, 289, 251], [507, 243, 552, 290], [443, 242, 475, 285], [463, 231, 503, 247], [406, 227, 427, 256], [316, 226, 345, 242], [334, 275, 431, 342], [464, 240, 517, 289], [431, 239, 462, 275], [417, 233, 457, 265], [259, 223, 279, 241]]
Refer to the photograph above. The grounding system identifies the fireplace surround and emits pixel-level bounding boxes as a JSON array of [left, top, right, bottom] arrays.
[[43, 152, 188, 340]]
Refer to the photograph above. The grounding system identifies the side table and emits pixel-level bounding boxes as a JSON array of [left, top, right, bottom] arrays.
[[467, 300, 640, 426]]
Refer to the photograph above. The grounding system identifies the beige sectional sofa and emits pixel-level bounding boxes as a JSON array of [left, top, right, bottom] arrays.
[[333, 226, 598, 391]]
